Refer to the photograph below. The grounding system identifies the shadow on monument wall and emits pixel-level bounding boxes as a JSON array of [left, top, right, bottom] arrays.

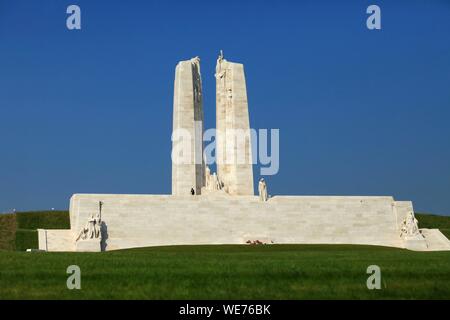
[[100, 222, 108, 251]]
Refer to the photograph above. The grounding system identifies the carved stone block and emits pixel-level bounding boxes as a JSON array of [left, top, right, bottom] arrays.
[[76, 239, 101, 252]]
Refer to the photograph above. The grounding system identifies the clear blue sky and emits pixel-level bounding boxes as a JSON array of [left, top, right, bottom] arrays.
[[0, 0, 449, 214]]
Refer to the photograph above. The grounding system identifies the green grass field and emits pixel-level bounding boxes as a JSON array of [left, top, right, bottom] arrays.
[[1, 244, 450, 299], [1, 211, 450, 299]]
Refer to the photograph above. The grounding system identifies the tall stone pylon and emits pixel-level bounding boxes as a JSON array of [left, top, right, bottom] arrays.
[[172, 57, 205, 195], [215, 52, 254, 195]]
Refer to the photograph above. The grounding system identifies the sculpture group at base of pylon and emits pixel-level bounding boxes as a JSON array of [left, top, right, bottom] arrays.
[[400, 211, 420, 238], [204, 165, 224, 192]]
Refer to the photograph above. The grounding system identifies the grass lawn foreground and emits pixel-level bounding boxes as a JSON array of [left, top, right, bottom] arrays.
[[0, 211, 450, 299]]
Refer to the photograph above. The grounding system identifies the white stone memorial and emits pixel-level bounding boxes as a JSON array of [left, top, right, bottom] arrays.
[[38, 53, 450, 252]]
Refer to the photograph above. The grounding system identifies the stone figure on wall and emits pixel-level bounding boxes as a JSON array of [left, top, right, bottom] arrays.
[[204, 168, 223, 192], [215, 51, 233, 108], [94, 212, 102, 238], [75, 222, 89, 241], [190, 56, 200, 65], [400, 211, 420, 237], [87, 213, 96, 238], [75, 202, 103, 242], [215, 50, 226, 83], [205, 165, 211, 189], [76, 213, 96, 241], [212, 172, 222, 190], [258, 178, 268, 202]]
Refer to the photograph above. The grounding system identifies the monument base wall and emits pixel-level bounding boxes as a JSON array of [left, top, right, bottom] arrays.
[[37, 193, 442, 252], [38, 229, 74, 252]]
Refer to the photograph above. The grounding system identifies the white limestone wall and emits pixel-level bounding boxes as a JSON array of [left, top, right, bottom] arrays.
[[38, 229, 74, 252], [56, 194, 407, 251]]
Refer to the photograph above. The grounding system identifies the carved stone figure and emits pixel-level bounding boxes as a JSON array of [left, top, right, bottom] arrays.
[[75, 219, 88, 241], [258, 178, 268, 202], [401, 211, 420, 237], [215, 50, 226, 83], [87, 213, 96, 238], [76, 213, 96, 241], [76, 202, 103, 242], [205, 165, 211, 189], [94, 212, 102, 239], [212, 172, 222, 190]]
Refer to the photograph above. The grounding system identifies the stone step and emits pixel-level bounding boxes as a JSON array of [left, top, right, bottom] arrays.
[[421, 229, 450, 251]]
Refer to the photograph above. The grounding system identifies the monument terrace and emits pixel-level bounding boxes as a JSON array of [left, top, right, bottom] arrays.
[[37, 53, 450, 252]]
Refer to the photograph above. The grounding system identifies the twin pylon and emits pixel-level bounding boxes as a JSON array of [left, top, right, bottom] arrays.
[[172, 52, 254, 196]]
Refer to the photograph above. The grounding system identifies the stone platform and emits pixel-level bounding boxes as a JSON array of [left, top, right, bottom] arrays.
[[37, 193, 450, 252]]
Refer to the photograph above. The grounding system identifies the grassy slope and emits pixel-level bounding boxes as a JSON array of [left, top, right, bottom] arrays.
[[13, 211, 70, 251], [416, 213, 450, 238], [0, 214, 16, 251], [1, 244, 450, 299], [15, 211, 70, 230]]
